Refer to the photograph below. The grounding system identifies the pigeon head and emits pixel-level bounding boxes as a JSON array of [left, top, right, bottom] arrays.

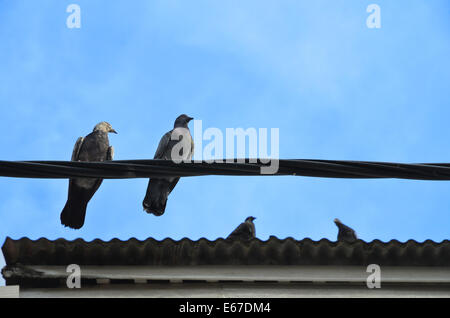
[[334, 218, 349, 231], [93, 122, 117, 134], [174, 114, 194, 128], [245, 216, 256, 222]]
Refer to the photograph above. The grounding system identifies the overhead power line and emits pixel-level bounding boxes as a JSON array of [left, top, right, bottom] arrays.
[[1, 159, 450, 180]]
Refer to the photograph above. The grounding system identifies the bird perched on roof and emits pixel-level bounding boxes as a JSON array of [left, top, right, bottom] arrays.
[[227, 216, 257, 241], [60, 122, 117, 229], [142, 114, 194, 216], [334, 218, 357, 242]]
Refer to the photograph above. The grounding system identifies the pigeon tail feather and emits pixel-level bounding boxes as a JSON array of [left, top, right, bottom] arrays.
[[60, 178, 102, 229], [143, 179, 170, 216], [60, 199, 88, 230]]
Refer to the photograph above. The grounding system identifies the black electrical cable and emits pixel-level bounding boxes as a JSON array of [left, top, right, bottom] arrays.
[[2, 159, 450, 180]]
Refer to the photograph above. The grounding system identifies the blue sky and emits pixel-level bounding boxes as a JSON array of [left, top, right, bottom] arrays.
[[0, 1, 449, 285]]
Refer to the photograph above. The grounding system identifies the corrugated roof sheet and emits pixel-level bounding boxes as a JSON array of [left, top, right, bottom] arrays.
[[3, 236, 450, 267]]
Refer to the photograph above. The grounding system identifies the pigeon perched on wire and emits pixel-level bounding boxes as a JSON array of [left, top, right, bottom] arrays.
[[60, 122, 117, 229], [143, 114, 194, 216], [227, 216, 257, 241], [334, 218, 357, 242]]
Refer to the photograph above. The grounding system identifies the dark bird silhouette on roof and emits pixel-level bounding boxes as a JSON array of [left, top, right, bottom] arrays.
[[227, 216, 257, 241], [143, 114, 194, 216], [60, 122, 117, 229], [334, 218, 357, 242]]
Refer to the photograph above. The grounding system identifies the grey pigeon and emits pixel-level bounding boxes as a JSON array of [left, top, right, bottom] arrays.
[[334, 218, 357, 242], [60, 122, 117, 229], [143, 114, 194, 216], [227, 216, 256, 241]]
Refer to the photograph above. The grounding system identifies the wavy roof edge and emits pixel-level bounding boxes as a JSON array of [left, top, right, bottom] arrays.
[[3, 235, 450, 267], [3, 236, 450, 245]]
